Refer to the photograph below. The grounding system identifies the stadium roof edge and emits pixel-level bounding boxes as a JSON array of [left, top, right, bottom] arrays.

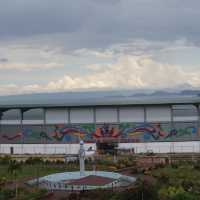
[[0, 93, 200, 109]]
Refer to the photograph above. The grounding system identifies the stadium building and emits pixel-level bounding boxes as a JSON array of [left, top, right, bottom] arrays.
[[0, 92, 200, 154]]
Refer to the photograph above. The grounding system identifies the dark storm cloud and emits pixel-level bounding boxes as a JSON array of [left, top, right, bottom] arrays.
[[0, 0, 200, 49]]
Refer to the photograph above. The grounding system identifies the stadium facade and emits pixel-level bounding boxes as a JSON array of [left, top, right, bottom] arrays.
[[0, 92, 200, 154]]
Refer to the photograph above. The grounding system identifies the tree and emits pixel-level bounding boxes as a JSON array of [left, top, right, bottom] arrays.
[[7, 160, 22, 199], [135, 178, 158, 200]]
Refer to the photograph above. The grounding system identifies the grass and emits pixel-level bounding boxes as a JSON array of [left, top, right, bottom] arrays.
[[0, 154, 137, 182], [0, 161, 107, 182], [0, 163, 80, 181]]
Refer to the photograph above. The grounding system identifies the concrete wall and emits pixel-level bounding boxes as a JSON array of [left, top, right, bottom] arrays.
[[119, 141, 200, 153], [0, 143, 96, 154], [0, 105, 199, 144], [1, 142, 200, 154]]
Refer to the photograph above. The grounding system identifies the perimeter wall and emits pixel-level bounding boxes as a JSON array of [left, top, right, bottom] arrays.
[[0, 105, 200, 144]]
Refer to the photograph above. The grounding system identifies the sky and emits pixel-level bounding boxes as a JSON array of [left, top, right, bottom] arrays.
[[0, 0, 200, 95]]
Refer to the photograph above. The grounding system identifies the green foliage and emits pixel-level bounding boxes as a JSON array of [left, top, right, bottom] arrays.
[[25, 157, 43, 165], [158, 186, 197, 200], [152, 162, 200, 198], [0, 187, 48, 200], [0, 155, 11, 165], [0, 188, 15, 200], [193, 159, 200, 170], [19, 188, 48, 200], [0, 176, 7, 185], [7, 160, 22, 177], [78, 189, 115, 200], [115, 156, 136, 169], [171, 192, 197, 200], [171, 162, 179, 169], [1, 156, 200, 199], [157, 171, 170, 185]]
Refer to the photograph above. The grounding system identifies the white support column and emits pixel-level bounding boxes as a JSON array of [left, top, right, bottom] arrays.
[[93, 107, 96, 143], [170, 105, 174, 130], [93, 107, 96, 124], [20, 109, 24, 144], [144, 106, 147, 123], [197, 104, 200, 138], [0, 110, 2, 135], [43, 108, 47, 128], [117, 107, 120, 143], [43, 108, 47, 144], [117, 107, 120, 124], [68, 108, 71, 124]]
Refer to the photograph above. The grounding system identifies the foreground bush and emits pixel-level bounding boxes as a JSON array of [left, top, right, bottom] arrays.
[[158, 186, 197, 200], [0, 188, 15, 200]]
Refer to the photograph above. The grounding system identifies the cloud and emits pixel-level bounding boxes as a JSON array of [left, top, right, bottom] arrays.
[[0, 58, 8, 63], [0, 0, 200, 49], [0, 1, 199, 95], [45, 55, 200, 90], [0, 55, 199, 95], [0, 42, 65, 71], [0, 62, 64, 71], [73, 48, 113, 58]]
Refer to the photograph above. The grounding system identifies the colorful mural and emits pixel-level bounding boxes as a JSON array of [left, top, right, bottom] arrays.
[[0, 122, 198, 143], [119, 123, 197, 142], [2, 133, 22, 140], [93, 124, 120, 139], [51, 124, 94, 142], [2, 128, 51, 142], [1, 124, 95, 143]]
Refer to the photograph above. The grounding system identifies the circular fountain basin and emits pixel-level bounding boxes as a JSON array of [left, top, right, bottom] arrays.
[[28, 171, 136, 191]]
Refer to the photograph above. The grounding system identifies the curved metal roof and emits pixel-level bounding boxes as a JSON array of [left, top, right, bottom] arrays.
[[0, 92, 199, 109]]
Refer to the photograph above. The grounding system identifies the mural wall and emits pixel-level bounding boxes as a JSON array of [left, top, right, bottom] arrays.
[[119, 122, 197, 142], [0, 122, 198, 143]]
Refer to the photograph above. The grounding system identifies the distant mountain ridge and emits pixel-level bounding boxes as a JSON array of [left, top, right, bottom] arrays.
[[129, 90, 200, 98], [0, 89, 199, 100]]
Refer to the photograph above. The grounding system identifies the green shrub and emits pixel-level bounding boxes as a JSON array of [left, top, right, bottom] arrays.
[[25, 157, 43, 165], [0, 155, 11, 165], [0, 188, 15, 200], [158, 186, 197, 200]]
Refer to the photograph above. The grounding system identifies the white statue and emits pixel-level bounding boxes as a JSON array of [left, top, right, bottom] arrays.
[[79, 140, 85, 176]]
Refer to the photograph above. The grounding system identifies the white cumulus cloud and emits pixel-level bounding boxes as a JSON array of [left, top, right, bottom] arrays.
[[44, 55, 200, 90], [1, 55, 199, 95]]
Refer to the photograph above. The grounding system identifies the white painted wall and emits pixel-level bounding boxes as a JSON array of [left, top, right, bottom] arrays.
[[119, 107, 144, 122], [1, 120, 21, 125], [119, 141, 200, 153], [173, 116, 198, 122], [96, 108, 118, 123], [1, 142, 200, 154], [22, 120, 44, 125], [0, 143, 96, 155], [70, 108, 93, 123]]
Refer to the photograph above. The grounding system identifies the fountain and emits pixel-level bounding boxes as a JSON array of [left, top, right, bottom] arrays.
[[28, 141, 136, 191]]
